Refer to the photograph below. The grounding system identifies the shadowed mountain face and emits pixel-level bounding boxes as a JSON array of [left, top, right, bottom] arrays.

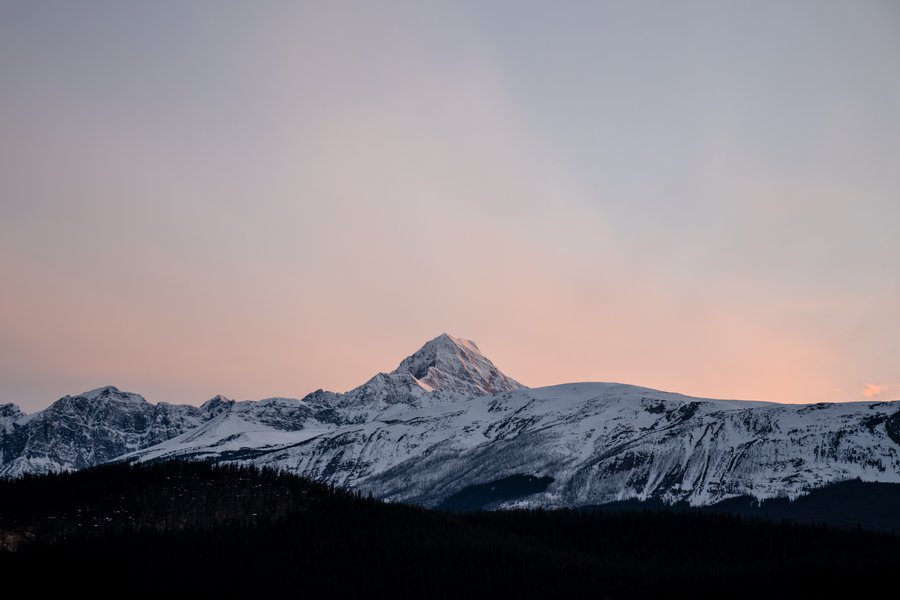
[[0, 387, 208, 476], [1, 335, 899, 514]]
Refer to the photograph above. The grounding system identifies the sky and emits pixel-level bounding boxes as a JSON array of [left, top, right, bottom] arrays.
[[1, 1, 898, 412]]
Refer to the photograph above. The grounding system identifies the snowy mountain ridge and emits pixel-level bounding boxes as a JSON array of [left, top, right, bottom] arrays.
[[2, 334, 899, 509]]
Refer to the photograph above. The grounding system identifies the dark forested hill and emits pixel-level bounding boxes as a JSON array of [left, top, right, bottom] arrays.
[[1, 462, 898, 598], [579, 479, 900, 533], [0, 461, 336, 550]]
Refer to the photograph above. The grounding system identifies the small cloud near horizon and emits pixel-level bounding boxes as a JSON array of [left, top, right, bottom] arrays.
[[862, 384, 894, 399]]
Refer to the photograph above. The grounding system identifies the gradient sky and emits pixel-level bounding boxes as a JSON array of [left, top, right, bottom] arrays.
[[1, 1, 899, 412]]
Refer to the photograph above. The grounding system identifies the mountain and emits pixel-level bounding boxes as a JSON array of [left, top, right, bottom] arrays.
[[0, 386, 207, 477], [392, 333, 523, 396], [2, 334, 899, 513], [302, 333, 524, 418]]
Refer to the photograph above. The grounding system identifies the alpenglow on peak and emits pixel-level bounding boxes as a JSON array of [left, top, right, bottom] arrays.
[[392, 333, 524, 396]]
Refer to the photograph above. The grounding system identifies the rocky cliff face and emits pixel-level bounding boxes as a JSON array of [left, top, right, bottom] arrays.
[[0, 386, 207, 477]]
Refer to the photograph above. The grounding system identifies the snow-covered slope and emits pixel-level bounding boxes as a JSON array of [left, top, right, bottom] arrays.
[[2, 335, 899, 509]]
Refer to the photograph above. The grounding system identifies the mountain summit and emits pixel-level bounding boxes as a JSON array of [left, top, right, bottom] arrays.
[[321, 333, 526, 411], [393, 333, 524, 396]]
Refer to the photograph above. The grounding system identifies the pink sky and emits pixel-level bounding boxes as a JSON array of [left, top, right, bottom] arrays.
[[1, 2, 898, 411]]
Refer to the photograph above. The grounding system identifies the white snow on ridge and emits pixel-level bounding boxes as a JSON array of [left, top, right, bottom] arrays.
[[2, 334, 899, 510], [125, 381, 900, 508]]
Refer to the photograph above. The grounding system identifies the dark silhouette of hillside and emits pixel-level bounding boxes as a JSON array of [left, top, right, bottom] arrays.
[[585, 479, 900, 533], [1, 462, 899, 597], [0, 461, 332, 550]]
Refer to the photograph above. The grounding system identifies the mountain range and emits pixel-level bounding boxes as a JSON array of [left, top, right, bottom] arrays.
[[2, 333, 899, 510]]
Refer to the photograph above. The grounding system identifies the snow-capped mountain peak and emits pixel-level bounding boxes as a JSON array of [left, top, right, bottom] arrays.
[[392, 333, 524, 396], [0, 386, 208, 477], [79, 386, 144, 403], [200, 395, 235, 417]]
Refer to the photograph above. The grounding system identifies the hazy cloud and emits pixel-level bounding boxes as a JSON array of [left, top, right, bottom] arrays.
[[862, 384, 894, 399]]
